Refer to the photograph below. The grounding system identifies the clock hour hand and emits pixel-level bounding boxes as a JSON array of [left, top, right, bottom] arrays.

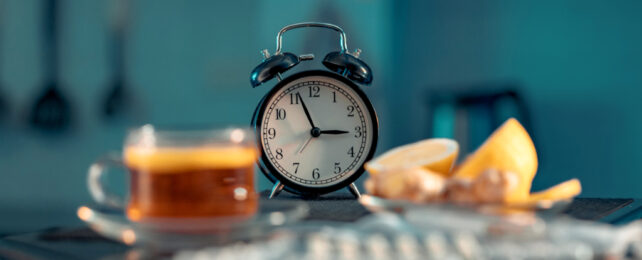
[[320, 130, 349, 135], [296, 93, 316, 129]]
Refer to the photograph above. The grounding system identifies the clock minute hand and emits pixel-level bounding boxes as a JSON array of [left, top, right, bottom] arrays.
[[296, 93, 316, 129], [320, 130, 349, 135]]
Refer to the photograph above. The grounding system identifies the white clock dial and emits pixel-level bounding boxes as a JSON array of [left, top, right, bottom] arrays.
[[260, 75, 375, 188]]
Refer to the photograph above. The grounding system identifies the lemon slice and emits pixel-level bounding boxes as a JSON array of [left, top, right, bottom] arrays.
[[365, 138, 459, 177], [453, 118, 538, 203], [529, 178, 581, 201]]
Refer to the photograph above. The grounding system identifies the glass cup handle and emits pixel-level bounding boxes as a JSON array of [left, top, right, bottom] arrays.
[[88, 152, 126, 209]]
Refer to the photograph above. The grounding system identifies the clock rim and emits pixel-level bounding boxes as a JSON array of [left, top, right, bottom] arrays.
[[251, 70, 379, 196]]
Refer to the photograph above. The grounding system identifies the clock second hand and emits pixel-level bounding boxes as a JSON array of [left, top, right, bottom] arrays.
[[298, 130, 348, 154], [294, 92, 349, 153], [297, 136, 313, 154]]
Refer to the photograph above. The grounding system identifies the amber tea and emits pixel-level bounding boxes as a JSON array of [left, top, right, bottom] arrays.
[[88, 126, 258, 222]]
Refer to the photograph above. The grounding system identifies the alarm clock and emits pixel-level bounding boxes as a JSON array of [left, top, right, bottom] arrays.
[[250, 22, 378, 199]]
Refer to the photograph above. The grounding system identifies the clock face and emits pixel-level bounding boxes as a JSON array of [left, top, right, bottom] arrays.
[[256, 71, 377, 191]]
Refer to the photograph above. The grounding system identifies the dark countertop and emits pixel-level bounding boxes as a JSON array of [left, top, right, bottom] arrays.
[[1, 193, 641, 259]]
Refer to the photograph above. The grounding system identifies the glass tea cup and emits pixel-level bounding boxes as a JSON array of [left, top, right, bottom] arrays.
[[87, 125, 258, 222]]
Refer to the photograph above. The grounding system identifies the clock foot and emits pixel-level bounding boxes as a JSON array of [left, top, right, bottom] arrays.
[[347, 183, 361, 199], [269, 181, 285, 199]]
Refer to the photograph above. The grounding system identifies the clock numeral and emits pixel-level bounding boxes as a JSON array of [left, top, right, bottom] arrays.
[[334, 162, 341, 174], [347, 105, 355, 117], [290, 93, 300, 104], [354, 126, 362, 138], [348, 146, 355, 158], [308, 86, 320, 98], [292, 162, 300, 174], [267, 128, 276, 139], [275, 148, 283, 160], [332, 91, 337, 103], [312, 168, 320, 180], [275, 108, 286, 120]]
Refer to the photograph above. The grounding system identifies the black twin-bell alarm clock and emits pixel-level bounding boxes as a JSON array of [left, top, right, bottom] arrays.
[[250, 22, 379, 199]]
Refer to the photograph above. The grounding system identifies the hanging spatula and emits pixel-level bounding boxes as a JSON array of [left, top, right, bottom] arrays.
[[29, 0, 72, 131], [102, 0, 131, 119], [0, 1, 9, 123]]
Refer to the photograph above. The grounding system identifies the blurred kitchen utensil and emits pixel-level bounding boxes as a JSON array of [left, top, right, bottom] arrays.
[[0, 1, 8, 123], [29, 0, 71, 131], [0, 86, 6, 124], [101, 0, 131, 119]]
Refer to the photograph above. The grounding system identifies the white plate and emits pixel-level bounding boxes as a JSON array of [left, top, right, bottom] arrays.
[[359, 194, 572, 216]]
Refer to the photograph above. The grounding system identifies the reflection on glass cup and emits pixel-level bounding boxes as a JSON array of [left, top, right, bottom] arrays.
[[88, 125, 258, 222]]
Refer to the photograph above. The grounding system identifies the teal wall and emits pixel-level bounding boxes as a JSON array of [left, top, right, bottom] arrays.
[[393, 1, 642, 197], [0, 0, 394, 232], [0, 0, 641, 233]]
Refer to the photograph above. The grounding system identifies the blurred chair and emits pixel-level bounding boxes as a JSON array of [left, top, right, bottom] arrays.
[[426, 82, 533, 156]]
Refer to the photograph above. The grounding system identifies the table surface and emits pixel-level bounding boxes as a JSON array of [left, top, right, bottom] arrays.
[[1, 192, 641, 260]]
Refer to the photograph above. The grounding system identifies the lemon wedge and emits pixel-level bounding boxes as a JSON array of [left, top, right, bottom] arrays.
[[365, 138, 459, 177], [529, 178, 581, 201], [453, 118, 538, 203]]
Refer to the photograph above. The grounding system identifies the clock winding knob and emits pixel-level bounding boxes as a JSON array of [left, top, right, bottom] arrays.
[[261, 49, 270, 59], [352, 48, 362, 58]]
